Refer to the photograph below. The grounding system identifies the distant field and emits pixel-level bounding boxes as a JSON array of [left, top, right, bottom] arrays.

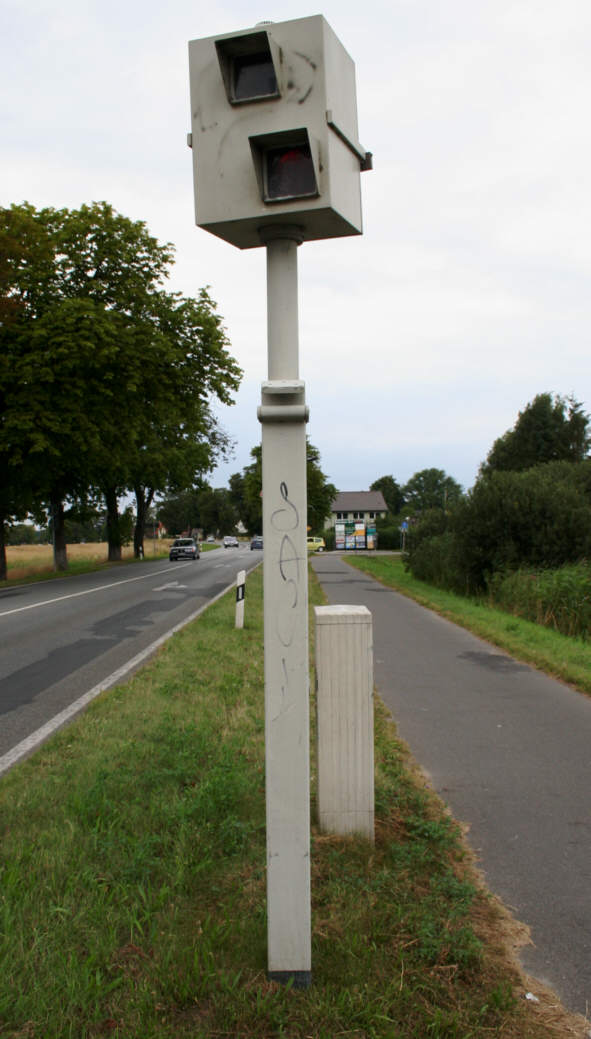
[[4, 541, 172, 582]]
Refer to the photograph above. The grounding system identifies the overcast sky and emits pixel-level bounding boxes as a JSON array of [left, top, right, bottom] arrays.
[[3, 0, 590, 494]]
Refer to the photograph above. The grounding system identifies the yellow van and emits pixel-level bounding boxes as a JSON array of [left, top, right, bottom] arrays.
[[307, 536, 325, 552]]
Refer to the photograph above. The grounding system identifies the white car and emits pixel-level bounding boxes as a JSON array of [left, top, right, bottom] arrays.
[[223, 535, 239, 548]]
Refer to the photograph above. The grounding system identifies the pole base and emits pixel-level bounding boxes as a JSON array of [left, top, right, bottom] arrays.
[[268, 970, 312, 990]]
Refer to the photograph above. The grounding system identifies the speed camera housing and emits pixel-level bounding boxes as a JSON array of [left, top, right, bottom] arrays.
[[188, 15, 371, 249]]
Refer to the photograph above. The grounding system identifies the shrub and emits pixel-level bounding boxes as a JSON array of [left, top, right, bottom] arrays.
[[406, 531, 463, 589], [455, 461, 591, 589], [488, 563, 591, 639], [376, 514, 404, 550], [323, 527, 335, 551], [405, 461, 591, 596], [375, 525, 401, 550], [405, 510, 469, 592]]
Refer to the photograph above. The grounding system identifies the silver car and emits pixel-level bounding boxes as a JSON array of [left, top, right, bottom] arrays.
[[169, 537, 200, 560]]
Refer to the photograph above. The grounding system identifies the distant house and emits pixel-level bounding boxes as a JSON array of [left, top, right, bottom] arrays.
[[325, 491, 388, 530]]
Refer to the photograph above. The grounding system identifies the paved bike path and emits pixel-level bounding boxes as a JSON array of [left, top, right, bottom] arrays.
[[311, 554, 591, 1018]]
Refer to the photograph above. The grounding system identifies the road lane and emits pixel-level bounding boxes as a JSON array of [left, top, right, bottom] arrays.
[[0, 547, 259, 765]]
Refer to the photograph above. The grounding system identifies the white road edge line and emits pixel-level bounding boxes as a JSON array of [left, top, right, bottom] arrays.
[[0, 573, 242, 778], [0, 562, 197, 619]]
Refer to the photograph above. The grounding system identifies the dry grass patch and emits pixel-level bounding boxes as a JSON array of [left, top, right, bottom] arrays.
[[3, 540, 173, 583]]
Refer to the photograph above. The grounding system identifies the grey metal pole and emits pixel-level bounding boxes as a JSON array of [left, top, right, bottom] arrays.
[[257, 225, 311, 988], [266, 236, 300, 380]]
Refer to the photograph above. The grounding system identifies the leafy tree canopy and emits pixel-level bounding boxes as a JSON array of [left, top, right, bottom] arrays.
[[157, 485, 237, 538], [481, 393, 590, 476], [0, 201, 242, 570], [402, 468, 463, 513], [0, 200, 173, 321], [305, 442, 338, 534], [229, 441, 336, 536], [406, 460, 591, 593], [370, 475, 405, 515]]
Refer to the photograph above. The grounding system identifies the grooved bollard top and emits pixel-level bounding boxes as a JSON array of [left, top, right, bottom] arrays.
[[314, 604, 371, 624]]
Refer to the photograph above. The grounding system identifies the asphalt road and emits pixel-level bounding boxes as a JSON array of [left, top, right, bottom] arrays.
[[0, 545, 260, 772], [312, 553, 591, 1019]]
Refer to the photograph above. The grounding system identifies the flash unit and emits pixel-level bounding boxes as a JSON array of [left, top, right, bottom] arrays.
[[250, 129, 319, 203]]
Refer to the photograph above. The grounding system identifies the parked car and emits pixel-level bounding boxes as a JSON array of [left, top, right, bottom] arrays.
[[250, 535, 263, 550], [169, 537, 200, 561], [307, 536, 325, 552], [206, 535, 215, 543], [223, 535, 239, 548]]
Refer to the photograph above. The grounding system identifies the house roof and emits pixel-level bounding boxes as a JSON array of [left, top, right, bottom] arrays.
[[331, 491, 388, 512]]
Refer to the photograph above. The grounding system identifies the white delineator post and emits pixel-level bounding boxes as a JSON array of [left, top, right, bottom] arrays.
[[314, 605, 374, 841], [235, 569, 245, 629], [257, 226, 311, 988]]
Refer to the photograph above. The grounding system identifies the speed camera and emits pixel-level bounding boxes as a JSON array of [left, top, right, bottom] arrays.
[[188, 15, 371, 249]]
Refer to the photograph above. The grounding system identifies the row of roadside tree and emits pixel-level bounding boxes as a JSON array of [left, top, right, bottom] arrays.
[[156, 441, 337, 540], [0, 202, 242, 579]]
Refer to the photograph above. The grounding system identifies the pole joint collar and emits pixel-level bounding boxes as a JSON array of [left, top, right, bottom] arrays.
[[258, 223, 305, 245], [258, 379, 309, 424]]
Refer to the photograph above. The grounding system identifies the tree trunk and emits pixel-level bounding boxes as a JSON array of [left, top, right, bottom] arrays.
[[0, 513, 7, 581], [133, 485, 154, 558], [104, 487, 122, 561], [51, 495, 68, 571]]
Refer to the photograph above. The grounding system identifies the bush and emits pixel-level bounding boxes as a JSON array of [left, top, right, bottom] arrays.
[[375, 515, 403, 550], [488, 563, 591, 639], [6, 523, 38, 545], [375, 525, 401, 550], [406, 531, 465, 591], [405, 461, 591, 597], [323, 527, 335, 551], [454, 461, 591, 590], [405, 510, 469, 592]]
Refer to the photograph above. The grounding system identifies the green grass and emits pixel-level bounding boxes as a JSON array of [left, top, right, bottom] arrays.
[[0, 566, 581, 1037], [346, 555, 591, 696]]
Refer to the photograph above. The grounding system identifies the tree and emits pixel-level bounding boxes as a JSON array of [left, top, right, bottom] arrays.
[[157, 484, 237, 538], [0, 215, 43, 576], [228, 469, 262, 536], [230, 440, 336, 535], [305, 442, 337, 533], [157, 490, 201, 537], [128, 288, 240, 557], [237, 448, 263, 535], [2, 297, 128, 568], [196, 487, 238, 536], [453, 461, 591, 589], [0, 202, 241, 568], [402, 468, 463, 513], [370, 475, 405, 515], [405, 460, 591, 593], [481, 393, 590, 476], [5, 523, 38, 546]]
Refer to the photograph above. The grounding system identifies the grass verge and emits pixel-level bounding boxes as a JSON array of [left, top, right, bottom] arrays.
[[346, 554, 591, 697], [0, 566, 586, 1037]]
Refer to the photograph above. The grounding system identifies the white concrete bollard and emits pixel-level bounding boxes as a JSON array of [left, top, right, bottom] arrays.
[[314, 605, 374, 841], [235, 569, 245, 629]]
